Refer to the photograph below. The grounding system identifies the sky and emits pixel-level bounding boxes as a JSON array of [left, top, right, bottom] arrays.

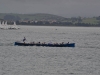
[[0, 0, 100, 17]]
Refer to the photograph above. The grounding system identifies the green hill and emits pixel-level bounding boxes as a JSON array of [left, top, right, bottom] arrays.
[[0, 13, 65, 21]]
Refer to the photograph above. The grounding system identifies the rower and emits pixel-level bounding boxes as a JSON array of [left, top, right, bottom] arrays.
[[23, 37, 26, 43]]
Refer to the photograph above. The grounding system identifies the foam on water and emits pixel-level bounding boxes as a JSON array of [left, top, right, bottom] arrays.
[[0, 26, 100, 75]]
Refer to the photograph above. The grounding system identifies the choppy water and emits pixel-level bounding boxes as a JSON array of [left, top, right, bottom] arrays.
[[0, 26, 100, 75]]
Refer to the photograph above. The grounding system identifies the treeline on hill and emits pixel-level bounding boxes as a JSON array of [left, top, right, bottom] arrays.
[[16, 20, 100, 27], [16, 16, 100, 26]]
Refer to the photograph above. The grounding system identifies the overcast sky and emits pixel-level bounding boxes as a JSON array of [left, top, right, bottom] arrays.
[[0, 0, 100, 17]]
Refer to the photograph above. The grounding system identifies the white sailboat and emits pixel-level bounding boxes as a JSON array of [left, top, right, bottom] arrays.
[[8, 21, 20, 29], [0, 21, 8, 29], [13, 22, 20, 29], [0, 21, 7, 29], [1, 21, 5, 29], [0, 21, 3, 29], [4, 21, 8, 29], [0, 21, 20, 29]]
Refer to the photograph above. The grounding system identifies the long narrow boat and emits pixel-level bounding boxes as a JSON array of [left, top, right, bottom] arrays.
[[14, 42, 75, 47]]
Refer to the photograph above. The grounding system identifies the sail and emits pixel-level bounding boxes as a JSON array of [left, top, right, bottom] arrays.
[[14, 22, 16, 26], [2, 21, 4, 25], [0, 21, 2, 28], [0, 21, 5, 29], [5, 21, 7, 25], [13, 21, 20, 29]]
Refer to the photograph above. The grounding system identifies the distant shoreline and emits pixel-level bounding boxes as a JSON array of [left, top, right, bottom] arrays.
[[18, 24, 100, 27]]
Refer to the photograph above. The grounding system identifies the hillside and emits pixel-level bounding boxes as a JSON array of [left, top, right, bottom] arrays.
[[0, 13, 65, 21]]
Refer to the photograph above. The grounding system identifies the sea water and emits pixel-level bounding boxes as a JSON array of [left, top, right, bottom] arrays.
[[0, 26, 100, 75]]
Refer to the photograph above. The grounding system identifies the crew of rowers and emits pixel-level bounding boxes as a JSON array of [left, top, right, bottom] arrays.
[[29, 41, 69, 45], [23, 37, 69, 45]]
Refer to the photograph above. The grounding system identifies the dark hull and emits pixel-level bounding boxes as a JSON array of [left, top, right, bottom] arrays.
[[14, 42, 75, 47]]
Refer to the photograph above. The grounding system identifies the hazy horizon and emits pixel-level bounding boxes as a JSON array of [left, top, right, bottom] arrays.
[[0, 0, 100, 18]]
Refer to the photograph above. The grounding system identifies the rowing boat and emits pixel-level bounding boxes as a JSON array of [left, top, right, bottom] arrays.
[[14, 42, 75, 47]]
